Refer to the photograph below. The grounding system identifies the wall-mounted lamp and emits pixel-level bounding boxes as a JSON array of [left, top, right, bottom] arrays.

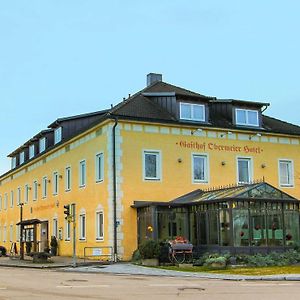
[[177, 158, 182, 163], [59, 175, 63, 179], [221, 161, 226, 166], [261, 163, 266, 168], [56, 200, 59, 207], [37, 183, 41, 187], [220, 131, 233, 138], [48, 179, 51, 183], [191, 128, 203, 135], [28, 187, 32, 190], [249, 133, 262, 140]]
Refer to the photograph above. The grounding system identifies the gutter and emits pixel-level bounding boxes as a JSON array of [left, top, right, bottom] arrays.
[[112, 116, 118, 261]]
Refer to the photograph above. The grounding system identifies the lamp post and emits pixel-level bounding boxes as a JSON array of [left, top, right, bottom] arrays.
[[18, 203, 24, 260]]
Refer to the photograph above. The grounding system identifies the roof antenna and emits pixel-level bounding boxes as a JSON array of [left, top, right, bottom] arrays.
[[110, 104, 113, 108], [128, 94, 131, 98]]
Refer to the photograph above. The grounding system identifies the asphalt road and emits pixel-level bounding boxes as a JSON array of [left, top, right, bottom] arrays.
[[1, 267, 300, 300]]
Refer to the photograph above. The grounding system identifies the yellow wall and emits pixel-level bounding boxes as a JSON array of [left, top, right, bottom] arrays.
[[0, 119, 299, 260]]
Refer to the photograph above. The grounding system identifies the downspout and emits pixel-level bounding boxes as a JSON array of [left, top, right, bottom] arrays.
[[112, 116, 118, 261]]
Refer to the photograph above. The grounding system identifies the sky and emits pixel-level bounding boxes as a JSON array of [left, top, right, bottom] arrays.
[[0, 0, 300, 175]]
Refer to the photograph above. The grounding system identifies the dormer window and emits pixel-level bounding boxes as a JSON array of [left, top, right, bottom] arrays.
[[39, 137, 46, 153], [54, 127, 62, 144], [180, 103, 205, 122], [235, 108, 259, 127], [29, 144, 35, 159], [11, 157, 16, 169], [19, 151, 25, 164]]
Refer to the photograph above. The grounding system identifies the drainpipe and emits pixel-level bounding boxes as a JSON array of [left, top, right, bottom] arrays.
[[112, 117, 118, 261]]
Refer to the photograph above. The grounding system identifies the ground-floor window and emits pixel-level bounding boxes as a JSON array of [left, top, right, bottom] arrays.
[[79, 214, 86, 240], [96, 211, 104, 240]]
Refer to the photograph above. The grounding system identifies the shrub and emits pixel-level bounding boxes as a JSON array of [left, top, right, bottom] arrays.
[[131, 249, 141, 262], [138, 240, 161, 259]]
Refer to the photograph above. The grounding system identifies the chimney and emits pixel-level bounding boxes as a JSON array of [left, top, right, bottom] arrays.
[[147, 73, 162, 86]]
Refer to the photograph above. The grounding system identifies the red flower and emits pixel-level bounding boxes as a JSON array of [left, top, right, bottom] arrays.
[[240, 231, 244, 237]]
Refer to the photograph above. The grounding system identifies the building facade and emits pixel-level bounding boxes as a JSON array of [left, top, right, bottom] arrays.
[[0, 73, 300, 260]]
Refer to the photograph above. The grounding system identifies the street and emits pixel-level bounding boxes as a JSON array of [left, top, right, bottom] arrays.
[[0, 267, 300, 299]]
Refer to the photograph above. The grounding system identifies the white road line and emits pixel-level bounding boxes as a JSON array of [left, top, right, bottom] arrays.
[[0, 287, 7, 290], [241, 283, 295, 287], [148, 284, 202, 287], [57, 285, 110, 289]]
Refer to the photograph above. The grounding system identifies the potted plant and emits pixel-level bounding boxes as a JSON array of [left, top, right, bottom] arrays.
[[50, 236, 58, 256], [138, 239, 161, 266]]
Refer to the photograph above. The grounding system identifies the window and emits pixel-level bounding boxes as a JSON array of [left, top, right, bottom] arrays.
[[24, 184, 29, 204], [19, 151, 25, 164], [79, 160, 86, 187], [96, 211, 104, 240], [279, 160, 294, 187], [29, 144, 35, 159], [52, 218, 58, 238], [16, 225, 20, 242], [180, 103, 205, 121], [17, 187, 21, 205], [237, 157, 252, 184], [0, 196, 2, 210], [4, 193, 7, 210], [54, 127, 62, 144], [10, 191, 14, 208], [11, 157, 16, 169], [65, 219, 71, 241], [65, 166, 71, 191], [95, 153, 104, 182], [9, 224, 13, 242], [42, 176, 47, 198], [3, 226, 6, 242], [39, 137, 46, 153], [192, 154, 208, 183], [235, 109, 259, 127], [53, 172, 59, 195], [33, 181, 38, 201], [143, 150, 161, 180], [79, 213, 86, 240]]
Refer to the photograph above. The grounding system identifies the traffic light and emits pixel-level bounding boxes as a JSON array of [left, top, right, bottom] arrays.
[[64, 204, 70, 220]]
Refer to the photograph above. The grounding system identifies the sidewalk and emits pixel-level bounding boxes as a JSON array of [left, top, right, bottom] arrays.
[[1, 256, 300, 281], [63, 262, 300, 281]]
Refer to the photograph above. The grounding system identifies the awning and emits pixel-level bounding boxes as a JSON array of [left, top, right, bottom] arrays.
[[16, 219, 42, 226]]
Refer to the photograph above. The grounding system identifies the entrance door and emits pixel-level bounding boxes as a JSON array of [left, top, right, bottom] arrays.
[[40, 221, 48, 252]]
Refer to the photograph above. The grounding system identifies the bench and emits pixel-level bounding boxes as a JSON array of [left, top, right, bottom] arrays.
[[29, 252, 51, 263]]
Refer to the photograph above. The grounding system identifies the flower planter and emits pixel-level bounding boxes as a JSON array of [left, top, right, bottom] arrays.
[[141, 258, 159, 266]]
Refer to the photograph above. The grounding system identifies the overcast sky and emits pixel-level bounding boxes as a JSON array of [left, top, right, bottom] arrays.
[[0, 0, 299, 175]]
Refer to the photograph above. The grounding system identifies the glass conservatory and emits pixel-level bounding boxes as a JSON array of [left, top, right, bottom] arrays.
[[133, 182, 300, 254]]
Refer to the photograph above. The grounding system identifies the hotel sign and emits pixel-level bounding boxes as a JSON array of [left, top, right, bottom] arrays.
[[176, 141, 263, 154]]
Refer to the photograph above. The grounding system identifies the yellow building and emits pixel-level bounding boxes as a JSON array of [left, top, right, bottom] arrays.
[[0, 73, 300, 259]]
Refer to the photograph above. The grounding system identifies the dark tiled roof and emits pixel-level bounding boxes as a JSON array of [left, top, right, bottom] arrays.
[[262, 115, 300, 135], [112, 94, 176, 121]]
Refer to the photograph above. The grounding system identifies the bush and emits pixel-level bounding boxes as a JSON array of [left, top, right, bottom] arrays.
[[131, 249, 141, 262], [138, 240, 161, 259], [204, 256, 227, 266]]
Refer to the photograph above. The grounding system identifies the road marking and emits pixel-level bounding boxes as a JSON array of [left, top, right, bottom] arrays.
[[241, 283, 295, 287], [0, 287, 7, 290], [149, 284, 203, 287], [57, 285, 110, 289]]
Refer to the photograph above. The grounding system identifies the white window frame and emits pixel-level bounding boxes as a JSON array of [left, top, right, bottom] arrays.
[[3, 225, 7, 242], [52, 218, 58, 238], [9, 224, 13, 242], [42, 176, 47, 198], [4, 193, 7, 210], [39, 137, 46, 153], [278, 159, 294, 187], [179, 102, 205, 122], [192, 153, 209, 183], [95, 153, 104, 183], [11, 157, 16, 169], [95, 210, 104, 241], [17, 187, 21, 205], [143, 150, 162, 181], [237, 157, 253, 184], [19, 151, 25, 164], [33, 180, 38, 201], [16, 225, 20, 242], [10, 190, 14, 208], [53, 171, 59, 195], [79, 160, 86, 187], [24, 184, 29, 204], [235, 108, 259, 127], [54, 127, 62, 144], [29, 144, 35, 159], [65, 219, 71, 241], [79, 213, 86, 240], [65, 166, 72, 191]]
